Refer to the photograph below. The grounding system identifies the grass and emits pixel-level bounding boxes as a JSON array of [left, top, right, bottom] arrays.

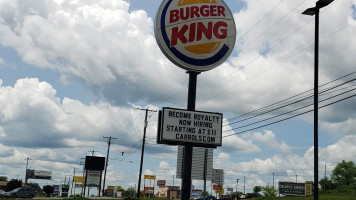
[[254, 193, 356, 200]]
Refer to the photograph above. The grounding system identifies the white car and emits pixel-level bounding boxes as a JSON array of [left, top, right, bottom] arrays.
[[0, 189, 5, 198]]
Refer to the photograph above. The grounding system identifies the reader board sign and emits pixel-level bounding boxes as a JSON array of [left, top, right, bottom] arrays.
[[157, 107, 222, 147], [26, 169, 52, 180], [279, 182, 306, 196], [154, 0, 236, 72], [87, 170, 101, 187]]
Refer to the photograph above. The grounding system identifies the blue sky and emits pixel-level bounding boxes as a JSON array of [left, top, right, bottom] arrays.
[[0, 0, 356, 196]]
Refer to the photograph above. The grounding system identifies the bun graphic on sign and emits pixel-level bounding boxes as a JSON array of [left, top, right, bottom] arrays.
[[155, 0, 236, 72]]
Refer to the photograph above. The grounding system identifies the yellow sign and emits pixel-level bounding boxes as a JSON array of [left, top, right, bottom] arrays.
[[305, 183, 312, 196], [108, 186, 122, 191], [144, 175, 156, 180], [73, 176, 85, 183], [216, 189, 224, 194]]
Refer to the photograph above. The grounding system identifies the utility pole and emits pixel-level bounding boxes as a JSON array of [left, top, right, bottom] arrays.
[[25, 157, 31, 185], [102, 136, 117, 196], [71, 167, 78, 197], [296, 175, 298, 183], [80, 158, 85, 197], [324, 163, 326, 192], [88, 150, 99, 156], [136, 108, 157, 198], [173, 175, 174, 186]]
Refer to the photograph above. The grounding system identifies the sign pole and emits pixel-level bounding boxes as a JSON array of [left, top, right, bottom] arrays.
[[181, 71, 200, 200]]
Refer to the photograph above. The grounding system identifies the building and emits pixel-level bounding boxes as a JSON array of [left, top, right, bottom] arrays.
[[157, 186, 180, 199]]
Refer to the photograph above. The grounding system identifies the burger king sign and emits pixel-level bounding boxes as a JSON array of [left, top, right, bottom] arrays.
[[155, 0, 236, 72]]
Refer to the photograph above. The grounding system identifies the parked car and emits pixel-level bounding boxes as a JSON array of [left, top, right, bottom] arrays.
[[3, 187, 36, 198], [0, 189, 5, 197], [196, 196, 216, 200]]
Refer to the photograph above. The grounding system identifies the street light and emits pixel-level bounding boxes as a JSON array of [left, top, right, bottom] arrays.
[[302, 1, 334, 200], [236, 179, 239, 193], [25, 157, 31, 185]]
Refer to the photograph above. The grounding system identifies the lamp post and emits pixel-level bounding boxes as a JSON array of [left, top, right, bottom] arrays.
[[236, 179, 239, 193], [302, 1, 334, 199], [25, 157, 31, 185]]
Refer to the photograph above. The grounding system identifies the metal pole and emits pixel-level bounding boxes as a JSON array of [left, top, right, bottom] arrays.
[[181, 71, 200, 200], [273, 173, 275, 189], [25, 157, 31, 185], [314, 7, 320, 200], [203, 149, 208, 199], [236, 179, 239, 193], [243, 176, 246, 194], [71, 168, 77, 197]]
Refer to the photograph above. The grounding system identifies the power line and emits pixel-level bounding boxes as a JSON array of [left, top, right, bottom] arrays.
[[222, 92, 356, 138], [223, 85, 356, 133], [223, 75, 356, 127]]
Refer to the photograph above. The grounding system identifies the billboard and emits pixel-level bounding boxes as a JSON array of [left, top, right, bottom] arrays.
[[157, 107, 222, 147], [279, 182, 307, 196], [85, 156, 105, 171], [26, 169, 52, 180], [73, 176, 85, 183]]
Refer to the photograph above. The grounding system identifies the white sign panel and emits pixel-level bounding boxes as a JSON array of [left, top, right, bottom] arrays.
[[87, 170, 101, 187], [212, 169, 224, 185], [159, 107, 222, 147]]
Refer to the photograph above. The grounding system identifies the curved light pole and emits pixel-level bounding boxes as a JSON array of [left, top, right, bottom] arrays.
[[302, 1, 334, 199]]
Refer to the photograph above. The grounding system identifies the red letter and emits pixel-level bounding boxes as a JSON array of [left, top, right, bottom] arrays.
[[191, 6, 200, 18], [189, 23, 196, 42], [180, 7, 189, 21], [170, 10, 179, 23], [200, 5, 209, 17], [210, 5, 217, 16], [217, 6, 226, 17], [171, 25, 188, 46], [213, 21, 227, 39], [197, 22, 212, 41]]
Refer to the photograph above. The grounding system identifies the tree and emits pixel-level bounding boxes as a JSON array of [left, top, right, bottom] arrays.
[[253, 186, 262, 194], [27, 182, 42, 194], [0, 176, 8, 181], [331, 160, 356, 186], [319, 177, 336, 192], [43, 185, 54, 197], [123, 187, 135, 198], [7, 179, 22, 191], [262, 186, 277, 197]]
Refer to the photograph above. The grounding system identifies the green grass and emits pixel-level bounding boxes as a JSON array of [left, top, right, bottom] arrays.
[[254, 193, 356, 200]]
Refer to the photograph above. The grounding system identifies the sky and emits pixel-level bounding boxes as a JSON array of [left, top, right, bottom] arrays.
[[0, 0, 356, 196]]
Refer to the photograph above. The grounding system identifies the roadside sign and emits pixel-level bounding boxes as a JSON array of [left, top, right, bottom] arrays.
[[157, 107, 222, 147], [216, 189, 224, 194], [154, 0, 236, 72], [144, 175, 156, 180], [279, 182, 306, 196]]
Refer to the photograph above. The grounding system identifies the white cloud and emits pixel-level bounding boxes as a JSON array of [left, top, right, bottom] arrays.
[[245, 130, 291, 154]]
